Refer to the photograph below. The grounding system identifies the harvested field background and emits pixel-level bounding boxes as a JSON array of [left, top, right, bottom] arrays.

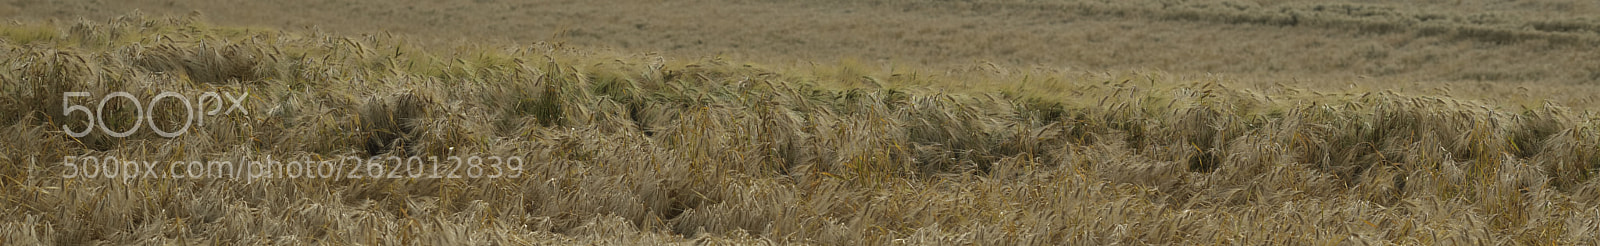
[[3, 0, 1600, 244]]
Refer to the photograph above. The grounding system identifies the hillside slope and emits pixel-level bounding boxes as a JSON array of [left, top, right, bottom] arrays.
[[11, 0, 1600, 84]]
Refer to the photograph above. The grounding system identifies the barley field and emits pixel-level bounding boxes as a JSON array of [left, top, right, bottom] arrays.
[[4, 0, 1600, 244]]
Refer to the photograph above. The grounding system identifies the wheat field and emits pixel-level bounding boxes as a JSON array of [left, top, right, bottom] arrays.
[[4, 0, 1600, 244]]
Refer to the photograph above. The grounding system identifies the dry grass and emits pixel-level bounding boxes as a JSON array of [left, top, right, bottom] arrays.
[[3, 14, 1600, 244], [11, 0, 1600, 86]]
